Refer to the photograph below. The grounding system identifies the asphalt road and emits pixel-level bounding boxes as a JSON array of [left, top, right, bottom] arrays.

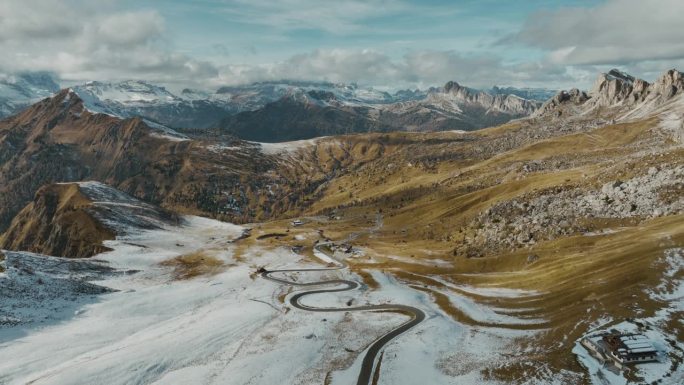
[[261, 244, 426, 385]]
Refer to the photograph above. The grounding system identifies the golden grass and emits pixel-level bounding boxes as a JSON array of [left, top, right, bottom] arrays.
[[160, 251, 227, 280]]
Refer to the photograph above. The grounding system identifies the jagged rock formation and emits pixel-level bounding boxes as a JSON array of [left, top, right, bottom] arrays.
[[532, 88, 589, 118], [441, 81, 539, 115], [534, 68, 684, 120]]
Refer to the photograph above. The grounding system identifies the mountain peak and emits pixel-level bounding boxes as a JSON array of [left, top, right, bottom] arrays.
[[535, 68, 684, 120], [651, 68, 684, 97], [605, 68, 635, 83], [443, 80, 462, 93]]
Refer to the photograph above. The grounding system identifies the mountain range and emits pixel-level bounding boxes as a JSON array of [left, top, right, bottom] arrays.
[[0, 73, 554, 141], [1, 67, 683, 384]]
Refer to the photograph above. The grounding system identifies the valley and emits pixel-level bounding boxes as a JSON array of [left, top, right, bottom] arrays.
[[0, 67, 682, 385]]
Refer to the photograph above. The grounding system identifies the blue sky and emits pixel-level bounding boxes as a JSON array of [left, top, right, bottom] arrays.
[[1, 0, 683, 91]]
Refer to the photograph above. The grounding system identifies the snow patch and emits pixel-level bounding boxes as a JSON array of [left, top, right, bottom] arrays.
[[256, 138, 321, 155]]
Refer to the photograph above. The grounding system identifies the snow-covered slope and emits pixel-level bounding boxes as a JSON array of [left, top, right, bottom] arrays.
[[0, 193, 555, 385], [215, 80, 396, 109], [69, 81, 231, 129], [0, 72, 60, 119]]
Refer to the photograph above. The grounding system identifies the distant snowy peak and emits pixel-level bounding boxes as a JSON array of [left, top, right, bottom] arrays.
[[0, 72, 60, 118], [0, 72, 59, 98], [425, 80, 541, 115], [69, 81, 235, 129], [73, 80, 181, 105], [215, 80, 396, 109], [6, 76, 544, 132]]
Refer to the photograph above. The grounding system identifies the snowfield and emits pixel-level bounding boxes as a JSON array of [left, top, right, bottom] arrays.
[[0, 213, 646, 385]]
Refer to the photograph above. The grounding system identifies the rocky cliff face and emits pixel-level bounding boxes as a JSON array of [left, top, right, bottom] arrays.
[[440, 81, 540, 115], [532, 88, 590, 118], [534, 68, 684, 120]]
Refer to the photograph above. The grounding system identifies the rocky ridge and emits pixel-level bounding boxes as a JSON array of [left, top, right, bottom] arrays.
[[534, 68, 684, 120], [461, 165, 683, 255]]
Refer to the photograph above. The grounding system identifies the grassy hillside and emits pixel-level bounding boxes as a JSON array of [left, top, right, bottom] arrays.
[[238, 113, 683, 383]]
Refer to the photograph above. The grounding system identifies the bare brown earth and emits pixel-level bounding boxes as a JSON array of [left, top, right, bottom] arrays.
[[160, 251, 227, 280]]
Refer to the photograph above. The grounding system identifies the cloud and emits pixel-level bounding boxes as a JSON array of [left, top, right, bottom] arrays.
[[215, 48, 576, 89], [0, 0, 219, 89], [0, 0, 80, 41], [5, 0, 672, 92], [503, 0, 684, 66], [95, 11, 165, 47], [218, 0, 412, 34]]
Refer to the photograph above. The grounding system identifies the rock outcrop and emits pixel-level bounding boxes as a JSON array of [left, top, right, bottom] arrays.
[[533, 88, 589, 118], [533, 68, 684, 120], [460, 165, 684, 255]]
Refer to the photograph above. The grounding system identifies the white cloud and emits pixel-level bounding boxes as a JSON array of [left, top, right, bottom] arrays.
[[218, 0, 412, 34], [2, 0, 678, 92], [95, 11, 165, 47], [506, 0, 684, 66], [215, 48, 576, 89], [0, 0, 80, 41], [0, 0, 218, 88]]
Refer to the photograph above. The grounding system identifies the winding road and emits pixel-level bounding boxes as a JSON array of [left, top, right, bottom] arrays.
[[261, 243, 425, 385]]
